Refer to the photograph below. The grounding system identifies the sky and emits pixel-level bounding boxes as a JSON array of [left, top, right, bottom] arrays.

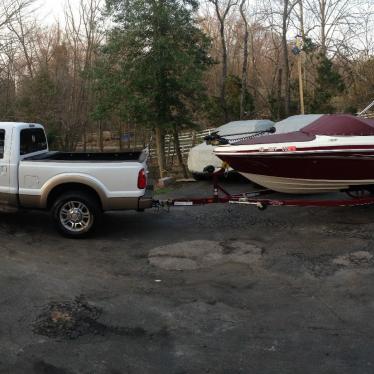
[[34, 0, 79, 25]]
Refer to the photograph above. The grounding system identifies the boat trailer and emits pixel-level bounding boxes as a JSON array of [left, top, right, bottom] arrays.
[[153, 168, 374, 210]]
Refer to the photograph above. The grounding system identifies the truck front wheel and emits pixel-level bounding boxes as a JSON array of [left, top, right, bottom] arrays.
[[51, 191, 102, 238]]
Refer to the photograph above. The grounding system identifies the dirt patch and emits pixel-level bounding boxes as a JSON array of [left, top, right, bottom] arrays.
[[289, 252, 336, 277], [333, 251, 373, 267], [32, 296, 152, 340], [148, 240, 263, 270]]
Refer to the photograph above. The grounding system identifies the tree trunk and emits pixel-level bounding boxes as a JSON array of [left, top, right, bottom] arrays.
[[250, 26, 257, 103], [296, 0, 306, 114], [239, 0, 249, 120], [155, 127, 166, 178], [173, 124, 188, 178], [133, 128, 137, 151], [165, 132, 173, 170], [282, 0, 290, 117], [83, 122, 87, 152], [299, 0, 306, 40], [320, 0, 327, 55], [277, 68, 283, 120], [119, 122, 123, 151], [297, 53, 305, 114], [211, 1, 232, 123], [98, 121, 104, 152], [191, 130, 197, 147], [219, 21, 228, 122], [299, 0, 307, 100]]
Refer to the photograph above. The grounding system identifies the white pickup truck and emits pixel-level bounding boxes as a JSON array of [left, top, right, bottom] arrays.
[[0, 122, 153, 237]]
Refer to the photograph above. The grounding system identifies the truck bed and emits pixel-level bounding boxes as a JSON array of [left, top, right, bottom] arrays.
[[24, 151, 145, 162]]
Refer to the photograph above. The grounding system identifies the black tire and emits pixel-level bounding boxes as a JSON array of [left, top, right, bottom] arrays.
[[51, 191, 102, 238]]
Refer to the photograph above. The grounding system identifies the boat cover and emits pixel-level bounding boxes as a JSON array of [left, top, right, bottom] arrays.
[[303, 115, 374, 136], [235, 130, 316, 145]]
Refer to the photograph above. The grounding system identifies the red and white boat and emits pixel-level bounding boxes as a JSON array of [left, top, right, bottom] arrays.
[[214, 114, 374, 194]]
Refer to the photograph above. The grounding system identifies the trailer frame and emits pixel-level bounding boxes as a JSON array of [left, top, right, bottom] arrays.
[[154, 168, 374, 210]]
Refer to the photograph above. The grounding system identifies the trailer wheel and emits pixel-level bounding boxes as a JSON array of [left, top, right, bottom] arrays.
[[51, 191, 102, 238]]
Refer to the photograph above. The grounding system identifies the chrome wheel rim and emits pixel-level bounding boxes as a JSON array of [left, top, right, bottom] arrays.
[[59, 201, 92, 233]]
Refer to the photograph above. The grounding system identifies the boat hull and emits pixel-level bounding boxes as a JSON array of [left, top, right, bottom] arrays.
[[217, 153, 374, 194], [241, 173, 374, 194], [214, 115, 374, 194]]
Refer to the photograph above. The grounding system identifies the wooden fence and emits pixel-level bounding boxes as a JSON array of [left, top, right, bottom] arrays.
[[362, 112, 374, 119], [149, 129, 213, 159], [76, 128, 215, 160]]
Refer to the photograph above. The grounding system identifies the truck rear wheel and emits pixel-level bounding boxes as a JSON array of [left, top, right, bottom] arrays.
[[51, 191, 102, 238]]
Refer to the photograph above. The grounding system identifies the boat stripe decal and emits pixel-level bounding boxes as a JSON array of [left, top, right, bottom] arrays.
[[216, 147, 374, 155]]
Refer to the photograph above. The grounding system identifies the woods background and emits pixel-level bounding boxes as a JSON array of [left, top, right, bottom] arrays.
[[0, 0, 373, 176]]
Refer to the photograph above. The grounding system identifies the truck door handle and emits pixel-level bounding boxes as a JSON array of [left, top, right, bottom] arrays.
[[0, 166, 7, 175]]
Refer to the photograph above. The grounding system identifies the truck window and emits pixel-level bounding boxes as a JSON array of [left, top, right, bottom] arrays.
[[20, 128, 47, 155], [0, 130, 4, 159]]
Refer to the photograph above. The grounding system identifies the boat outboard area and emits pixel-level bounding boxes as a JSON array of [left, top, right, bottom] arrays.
[[214, 114, 374, 194]]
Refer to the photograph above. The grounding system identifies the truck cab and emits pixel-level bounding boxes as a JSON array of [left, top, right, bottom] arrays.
[[0, 123, 45, 208]]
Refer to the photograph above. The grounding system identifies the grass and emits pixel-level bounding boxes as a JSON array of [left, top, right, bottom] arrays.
[[154, 187, 174, 195]]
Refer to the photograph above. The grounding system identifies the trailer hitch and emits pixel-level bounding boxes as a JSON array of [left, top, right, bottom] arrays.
[[152, 199, 173, 212]]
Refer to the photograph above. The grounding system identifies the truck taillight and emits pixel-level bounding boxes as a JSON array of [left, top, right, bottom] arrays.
[[138, 169, 147, 189]]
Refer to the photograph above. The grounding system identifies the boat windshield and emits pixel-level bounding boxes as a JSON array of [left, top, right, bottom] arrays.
[[217, 120, 274, 137], [275, 114, 324, 134]]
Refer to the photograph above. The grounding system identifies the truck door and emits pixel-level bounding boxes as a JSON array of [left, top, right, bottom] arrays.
[[0, 129, 12, 206]]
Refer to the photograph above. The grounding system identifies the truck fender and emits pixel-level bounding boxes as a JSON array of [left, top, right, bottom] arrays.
[[40, 173, 108, 209]]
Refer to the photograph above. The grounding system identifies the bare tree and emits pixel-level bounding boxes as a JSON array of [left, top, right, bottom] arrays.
[[356, 5, 374, 58], [64, 0, 104, 150], [303, 0, 371, 56], [281, 0, 300, 115], [0, 0, 34, 29], [0, 38, 18, 119], [4, 0, 37, 78], [208, 0, 238, 122], [239, 0, 249, 119], [259, 0, 300, 116]]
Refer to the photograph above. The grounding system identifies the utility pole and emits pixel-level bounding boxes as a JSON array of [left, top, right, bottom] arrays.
[[298, 52, 305, 114], [298, 0, 306, 114], [292, 35, 305, 114]]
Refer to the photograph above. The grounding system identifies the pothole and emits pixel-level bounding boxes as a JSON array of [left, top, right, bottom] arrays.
[[33, 296, 102, 339], [32, 296, 157, 340], [148, 240, 263, 270]]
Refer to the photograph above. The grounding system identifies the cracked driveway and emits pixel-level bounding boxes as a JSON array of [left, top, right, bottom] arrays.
[[0, 180, 374, 373]]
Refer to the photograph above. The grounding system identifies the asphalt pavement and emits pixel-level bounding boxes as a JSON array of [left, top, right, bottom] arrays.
[[0, 179, 373, 374]]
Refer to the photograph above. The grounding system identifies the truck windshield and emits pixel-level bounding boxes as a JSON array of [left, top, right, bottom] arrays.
[[20, 128, 47, 155]]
